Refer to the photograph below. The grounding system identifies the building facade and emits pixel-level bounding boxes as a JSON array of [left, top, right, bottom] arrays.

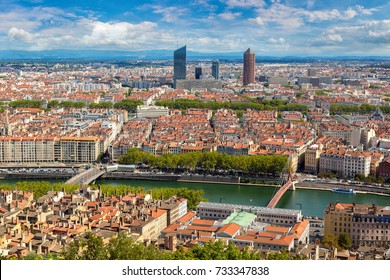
[[319, 149, 372, 178], [173, 46, 186, 86], [243, 48, 255, 86], [196, 202, 302, 226], [0, 136, 100, 163], [378, 157, 390, 178], [211, 60, 220, 80], [136, 105, 169, 119], [304, 144, 322, 174], [195, 67, 202, 79], [324, 202, 390, 246]]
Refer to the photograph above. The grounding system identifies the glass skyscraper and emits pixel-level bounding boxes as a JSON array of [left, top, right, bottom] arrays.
[[174, 45, 186, 86], [195, 67, 202, 79], [211, 60, 220, 80]]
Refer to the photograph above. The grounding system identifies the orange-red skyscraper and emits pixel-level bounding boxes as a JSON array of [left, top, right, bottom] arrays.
[[243, 48, 255, 86]]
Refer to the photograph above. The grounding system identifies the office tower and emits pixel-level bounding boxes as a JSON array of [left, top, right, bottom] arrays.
[[243, 48, 255, 86], [195, 67, 202, 79], [211, 60, 220, 80], [174, 45, 186, 86]]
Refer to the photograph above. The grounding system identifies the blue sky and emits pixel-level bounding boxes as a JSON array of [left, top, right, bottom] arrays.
[[1, 0, 389, 56]]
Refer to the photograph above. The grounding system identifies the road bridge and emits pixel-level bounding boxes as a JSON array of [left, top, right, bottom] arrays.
[[65, 165, 118, 185], [267, 155, 295, 208]]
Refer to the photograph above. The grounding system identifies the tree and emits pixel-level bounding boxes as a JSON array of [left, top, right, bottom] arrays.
[[321, 234, 340, 249], [9, 100, 43, 108], [61, 232, 108, 260], [354, 173, 365, 181], [47, 100, 60, 108], [200, 152, 218, 173], [107, 233, 163, 260], [114, 100, 143, 112], [338, 233, 351, 250], [89, 102, 114, 109]]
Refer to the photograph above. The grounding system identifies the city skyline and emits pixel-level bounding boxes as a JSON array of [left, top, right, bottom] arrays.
[[0, 0, 389, 56]]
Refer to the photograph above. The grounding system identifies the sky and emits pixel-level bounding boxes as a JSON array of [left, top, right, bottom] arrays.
[[0, 0, 389, 56]]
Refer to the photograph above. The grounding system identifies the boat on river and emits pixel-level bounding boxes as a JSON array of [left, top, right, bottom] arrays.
[[331, 187, 356, 194]]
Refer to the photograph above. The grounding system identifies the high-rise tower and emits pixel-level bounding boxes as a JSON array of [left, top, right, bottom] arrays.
[[195, 67, 202, 79], [174, 45, 186, 87], [243, 48, 255, 86], [211, 60, 220, 80]]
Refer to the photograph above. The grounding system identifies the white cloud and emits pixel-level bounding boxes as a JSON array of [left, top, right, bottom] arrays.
[[306, 9, 341, 22], [248, 16, 264, 25], [325, 34, 343, 42], [4, 19, 177, 51], [268, 37, 286, 44], [306, 0, 315, 9], [0, 6, 79, 33], [188, 36, 246, 52], [222, 0, 265, 9], [355, 5, 377, 16], [81, 21, 159, 46], [192, 0, 218, 11], [149, 6, 189, 23], [313, 20, 390, 52], [343, 8, 357, 20], [8, 27, 34, 41], [254, 4, 305, 29], [267, 37, 289, 51], [252, 4, 378, 31], [219, 11, 241, 20]]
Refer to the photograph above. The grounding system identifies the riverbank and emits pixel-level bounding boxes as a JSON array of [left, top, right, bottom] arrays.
[[1, 170, 389, 197]]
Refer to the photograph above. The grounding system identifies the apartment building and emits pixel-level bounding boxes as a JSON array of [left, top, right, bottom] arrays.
[[304, 144, 322, 174], [319, 149, 372, 177], [319, 149, 345, 177], [59, 136, 100, 163], [136, 105, 169, 119], [0, 136, 100, 163], [324, 202, 390, 246], [343, 151, 371, 178], [378, 157, 390, 178], [319, 123, 351, 142], [196, 202, 302, 226]]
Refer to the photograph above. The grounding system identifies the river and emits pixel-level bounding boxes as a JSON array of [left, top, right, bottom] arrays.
[[1, 178, 389, 218], [95, 179, 390, 218]]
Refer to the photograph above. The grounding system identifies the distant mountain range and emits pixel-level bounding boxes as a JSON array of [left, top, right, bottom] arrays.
[[0, 49, 389, 62]]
